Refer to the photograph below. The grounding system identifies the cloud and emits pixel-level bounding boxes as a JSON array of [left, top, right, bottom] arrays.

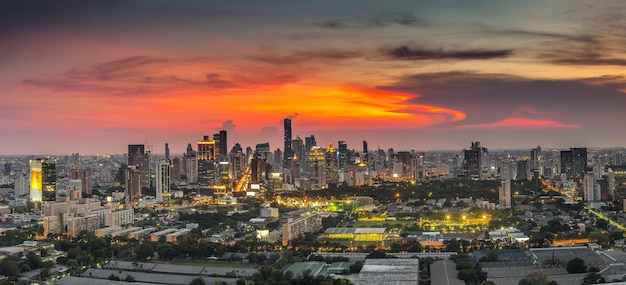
[[384, 46, 513, 61], [251, 49, 362, 65], [22, 55, 302, 97], [216, 120, 236, 133], [379, 71, 626, 130], [318, 13, 426, 29], [486, 29, 598, 44], [459, 117, 581, 129]]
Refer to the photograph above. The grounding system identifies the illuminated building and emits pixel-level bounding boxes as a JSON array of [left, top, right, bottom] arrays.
[[126, 166, 141, 206], [499, 179, 511, 209], [411, 154, 425, 181], [307, 146, 326, 189], [292, 136, 305, 165], [282, 213, 322, 246], [42, 158, 57, 201], [128, 144, 150, 188], [183, 144, 198, 184], [156, 160, 171, 204], [29, 159, 43, 203], [198, 136, 217, 187], [325, 143, 339, 185], [338, 141, 349, 170], [560, 147, 587, 182], [283, 118, 293, 171], [463, 141, 487, 180]]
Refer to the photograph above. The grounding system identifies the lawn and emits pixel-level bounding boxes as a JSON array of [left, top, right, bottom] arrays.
[[171, 260, 253, 268]]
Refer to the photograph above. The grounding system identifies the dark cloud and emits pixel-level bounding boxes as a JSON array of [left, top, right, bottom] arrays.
[[385, 46, 512, 61], [251, 50, 362, 65], [318, 13, 426, 29], [487, 29, 598, 44], [380, 71, 626, 128]]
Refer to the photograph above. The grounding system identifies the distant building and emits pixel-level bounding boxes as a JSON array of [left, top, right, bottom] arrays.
[[197, 136, 217, 187], [325, 143, 339, 186], [499, 180, 511, 209], [156, 160, 171, 204], [463, 142, 487, 180], [307, 147, 326, 190], [283, 118, 293, 171], [68, 168, 92, 195], [561, 147, 587, 182], [128, 145, 150, 189]]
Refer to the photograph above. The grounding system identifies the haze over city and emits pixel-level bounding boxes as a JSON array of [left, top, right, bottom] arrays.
[[3, 1, 626, 154]]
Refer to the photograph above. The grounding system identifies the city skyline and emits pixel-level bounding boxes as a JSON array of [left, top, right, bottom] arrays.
[[3, 1, 626, 154]]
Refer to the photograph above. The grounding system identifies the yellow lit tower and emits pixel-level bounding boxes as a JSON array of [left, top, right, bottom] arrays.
[[307, 146, 326, 190], [325, 143, 339, 186], [29, 159, 43, 203], [197, 136, 217, 187]]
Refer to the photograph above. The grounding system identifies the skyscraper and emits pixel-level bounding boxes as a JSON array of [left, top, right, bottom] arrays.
[[463, 142, 487, 180], [198, 136, 217, 187], [68, 168, 93, 195], [338, 141, 349, 170], [325, 143, 339, 185], [29, 159, 43, 203], [165, 143, 170, 160], [42, 158, 57, 201], [308, 146, 326, 190], [156, 160, 171, 204], [126, 166, 141, 206], [283, 118, 293, 170], [128, 144, 150, 188], [560, 147, 587, 181], [499, 180, 511, 209], [219, 130, 228, 157]]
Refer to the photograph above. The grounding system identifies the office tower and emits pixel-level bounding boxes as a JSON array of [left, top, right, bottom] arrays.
[[219, 130, 228, 157], [517, 160, 529, 180], [126, 166, 141, 206], [463, 142, 487, 180], [165, 143, 170, 160], [325, 143, 339, 185], [584, 172, 599, 202], [42, 158, 57, 201], [128, 144, 150, 188], [231, 143, 242, 154], [29, 159, 44, 203], [14, 173, 28, 196], [171, 157, 181, 182], [607, 168, 616, 200], [499, 180, 512, 209], [256, 143, 270, 159], [292, 136, 304, 163], [198, 136, 217, 187], [338, 141, 349, 170], [4, 163, 11, 176], [560, 147, 587, 181], [68, 168, 93, 195], [308, 146, 326, 189], [283, 118, 293, 170], [363, 141, 368, 154], [305, 135, 317, 153], [156, 160, 171, 204], [614, 153, 624, 166], [183, 144, 198, 184], [411, 154, 425, 181]]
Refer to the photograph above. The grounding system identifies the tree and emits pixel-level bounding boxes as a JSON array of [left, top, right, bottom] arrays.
[[189, 277, 206, 285], [519, 272, 555, 285], [136, 243, 154, 260], [566, 257, 587, 274]]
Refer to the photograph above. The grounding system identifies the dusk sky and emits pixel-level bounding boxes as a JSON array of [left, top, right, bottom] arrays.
[[2, 1, 626, 155]]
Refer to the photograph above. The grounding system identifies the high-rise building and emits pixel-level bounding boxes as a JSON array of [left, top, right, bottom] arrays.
[[411, 154, 425, 181], [183, 145, 198, 184], [29, 159, 44, 203], [560, 147, 587, 181], [308, 146, 326, 189], [128, 145, 150, 188], [283, 118, 293, 170], [42, 158, 57, 201], [126, 166, 141, 206], [499, 180, 511, 209], [463, 142, 487, 180], [363, 141, 368, 154], [325, 143, 339, 185], [165, 143, 170, 160], [156, 160, 171, 204], [517, 160, 529, 181], [4, 163, 11, 176], [305, 135, 317, 154], [584, 172, 600, 202], [614, 153, 624, 166], [68, 168, 93, 195], [338, 141, 349, 170], [198, 136, 217, 187], [219, 130, 228, 157]]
